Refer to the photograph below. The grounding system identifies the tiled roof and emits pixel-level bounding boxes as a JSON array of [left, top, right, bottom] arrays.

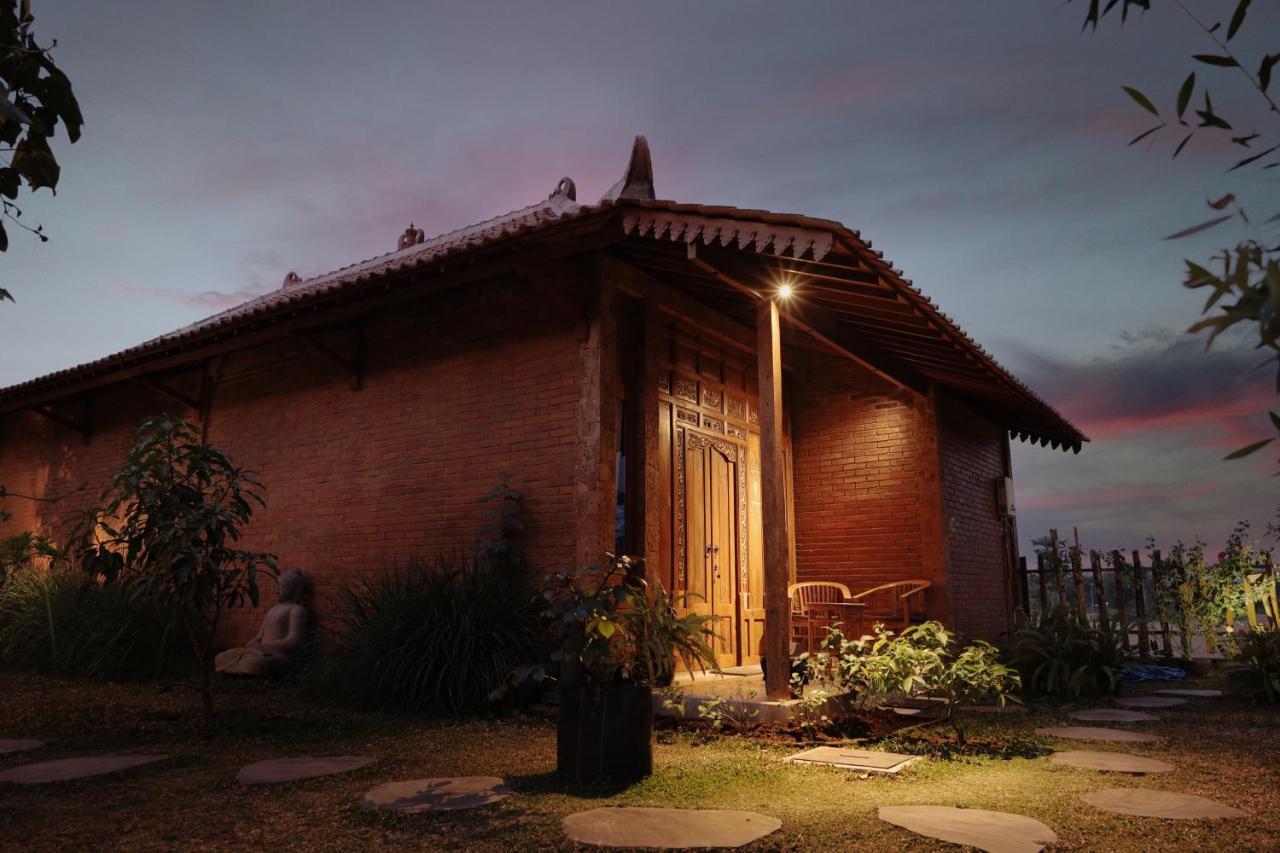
[[0, 184, 589, 403], [0, 175, 1085, 449]]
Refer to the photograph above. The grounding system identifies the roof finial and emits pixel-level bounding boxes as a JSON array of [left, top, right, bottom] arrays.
[[282, 271, 301, 288], [600, 135, 656, 202], [397, 222, 425, 251], [550, 177, 576, 201]]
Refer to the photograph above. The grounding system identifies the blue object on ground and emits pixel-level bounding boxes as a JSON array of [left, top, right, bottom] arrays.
[[1121, 664, 1186, 682]]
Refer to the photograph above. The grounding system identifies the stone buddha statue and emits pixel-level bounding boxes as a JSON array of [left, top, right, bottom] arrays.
[[215, 569, 309, 677]]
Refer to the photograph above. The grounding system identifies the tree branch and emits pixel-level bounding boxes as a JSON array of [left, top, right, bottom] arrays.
[[1169, 0, 1280, 118]]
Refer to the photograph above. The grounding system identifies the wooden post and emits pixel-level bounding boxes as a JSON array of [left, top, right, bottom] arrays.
[[1131, 550, 1150, 658], [757, 298, 791, 700], [1152, 549, 1172, 657], [1036, 553, 1049, 617], [1089, 550, 1109, 626], [1071, 529, 1087, 623], [1017, 556, 1030, 616], [1111, 550, 1129, 650], [1050, 529, 1066, 609]]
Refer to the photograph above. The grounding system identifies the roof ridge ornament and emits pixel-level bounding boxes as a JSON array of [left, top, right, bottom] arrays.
[[282, 271, 301, 288], [397, 222, 425, 251], [550, 177, 576, 201], [600, 135, 655, 202]]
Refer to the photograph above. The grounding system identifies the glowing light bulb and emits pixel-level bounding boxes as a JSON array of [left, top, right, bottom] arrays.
[[778, 283, 794, 299]]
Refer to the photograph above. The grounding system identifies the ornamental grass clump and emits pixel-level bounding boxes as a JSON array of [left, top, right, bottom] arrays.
[[311, 475, 542, 717], [1009, 605, 1128, 698], [312, 553, 540, 717], [0, 563, 189, 680]]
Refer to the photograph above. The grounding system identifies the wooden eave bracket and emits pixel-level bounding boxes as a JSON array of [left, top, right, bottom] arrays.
[[28, 398, 93, 444], [291, 325, 366, 390], [134, 376, 200, 411]]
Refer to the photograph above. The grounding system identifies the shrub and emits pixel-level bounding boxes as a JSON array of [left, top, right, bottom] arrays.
[[1227, 628, 1280, 704], [815, 621, 1020, 744], [312, 554, 540, 716], [0, 565, 189, 680], [1009, 605, 1128, 698]]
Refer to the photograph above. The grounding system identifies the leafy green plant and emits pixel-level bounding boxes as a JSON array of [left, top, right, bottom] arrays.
[[1155, 524, 1272, 655], [524, 553, 719, 691], [311, 552, 539, 716], [619, 580, 719, 687], [1227, 628, 1280, 704], [816, 621, 1019, 744], [0, 564, 189, 680], [659, 683, 687, 719], [1010, 605, 1128, 698], [791, 688, 832, 739], [68, 416, 276, 716], [695, 684, 760, 734]]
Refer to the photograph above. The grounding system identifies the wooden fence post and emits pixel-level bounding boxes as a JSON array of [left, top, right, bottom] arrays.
[[1111, 549, 1129, 650], [1131, 549, 1150, 659], [1071, 544, 1087, 623], [1151, 549, 1172, 657], [1089, 549, 1109, 626], [1050, 529, 1066, 609], [1018, 556, 1030, 616], [1036, 553, 1049, 616]]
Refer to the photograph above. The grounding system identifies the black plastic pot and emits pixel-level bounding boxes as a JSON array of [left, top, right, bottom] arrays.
[[557, 681, 653, 783]]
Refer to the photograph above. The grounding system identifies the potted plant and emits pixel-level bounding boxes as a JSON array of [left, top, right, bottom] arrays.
[[540, 553, 718, 782]]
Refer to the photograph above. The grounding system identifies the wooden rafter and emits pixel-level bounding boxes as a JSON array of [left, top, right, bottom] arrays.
[[686, 242, 928, 398]]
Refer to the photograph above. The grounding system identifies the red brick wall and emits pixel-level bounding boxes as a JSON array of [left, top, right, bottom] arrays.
[[0, 275, 583, 644], [937, 393, 1012, 641], [788, 352, 948, 622]]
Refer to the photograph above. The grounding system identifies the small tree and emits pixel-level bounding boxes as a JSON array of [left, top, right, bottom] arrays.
[[71, 416, 276, 715]]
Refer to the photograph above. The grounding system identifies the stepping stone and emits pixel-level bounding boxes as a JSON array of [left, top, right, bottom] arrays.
[[363, 776, 509, 813], [563, 807, 781, 848], [1115, 696, 1188, 709], [786, 746, 919, 774], [0, 738, 45, 754], [1156, 688, 1223, 698], [0, 754, 166, 785], [1035, 727, 1160, 744], [1070, 708, 1159, 723], [237, 755, 374, 785], [1084, 788, 1245, 819], [1051, 750, 1174, 774], [879, 805, 1057, 853]]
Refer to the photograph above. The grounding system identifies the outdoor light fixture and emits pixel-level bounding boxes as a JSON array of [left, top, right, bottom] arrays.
[[777, 279, 794, 299]]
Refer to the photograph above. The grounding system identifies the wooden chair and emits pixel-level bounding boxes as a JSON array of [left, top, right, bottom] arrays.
[[849, 579, 931, 633], [788, 581, 854, 653]]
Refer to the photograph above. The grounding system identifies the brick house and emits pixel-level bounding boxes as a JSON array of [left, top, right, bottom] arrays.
[[0, 138, 1084, 697]]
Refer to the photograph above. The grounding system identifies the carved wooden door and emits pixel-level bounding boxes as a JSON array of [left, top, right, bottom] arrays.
[[682, 432, 740, 667]]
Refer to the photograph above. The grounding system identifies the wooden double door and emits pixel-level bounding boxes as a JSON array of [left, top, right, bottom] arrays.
[[681, 432, 746, 667], [655, 326, 770, 669]]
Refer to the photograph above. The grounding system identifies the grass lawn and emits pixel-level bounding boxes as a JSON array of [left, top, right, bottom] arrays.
[[2, 673, 1279, 851]]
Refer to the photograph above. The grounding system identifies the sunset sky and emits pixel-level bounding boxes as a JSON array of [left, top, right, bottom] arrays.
[[2, 1, 1275, 555]]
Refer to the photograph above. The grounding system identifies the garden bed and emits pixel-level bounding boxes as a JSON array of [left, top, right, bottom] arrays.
[[3, 673, 1279, 851]]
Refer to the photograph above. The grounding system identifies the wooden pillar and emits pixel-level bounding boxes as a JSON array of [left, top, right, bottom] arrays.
[[757, 298, 791, 700], [573, 269, 620, 568]]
